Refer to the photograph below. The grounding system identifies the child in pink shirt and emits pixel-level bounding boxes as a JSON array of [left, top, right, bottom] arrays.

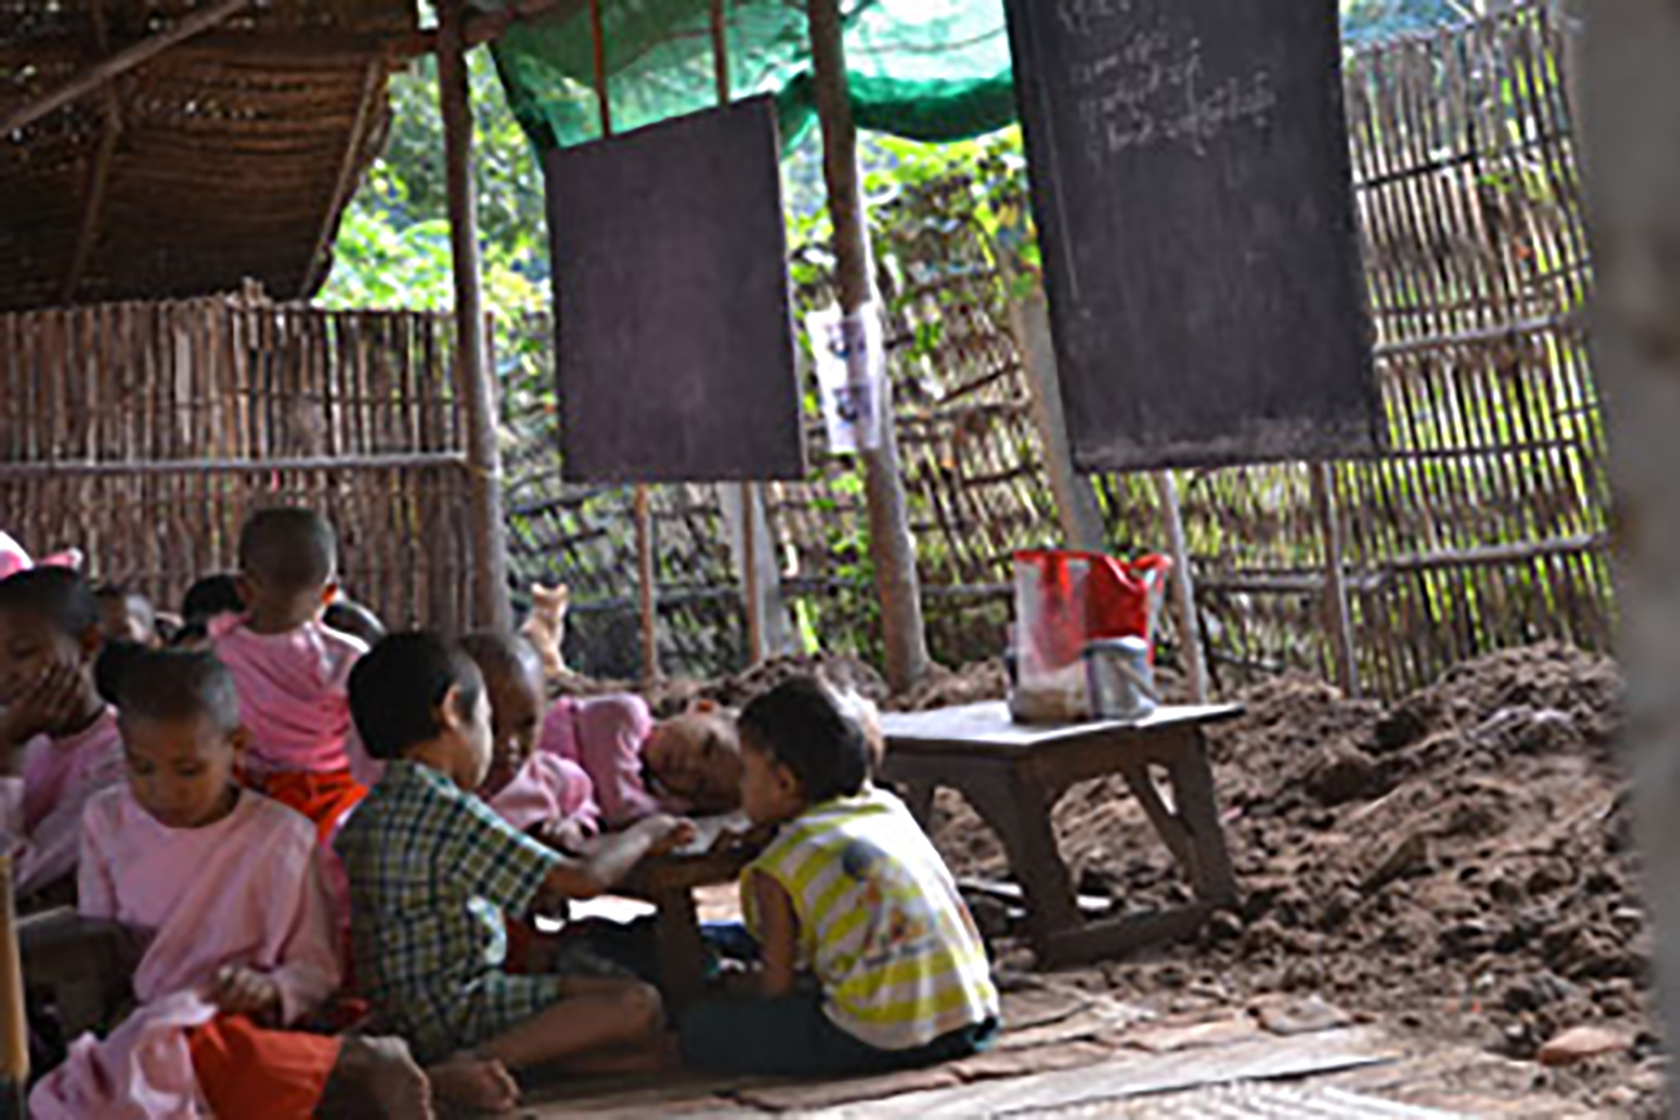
[[0, 568, 124, 901], [460, 631, 599, 849], [212, 508, 368, 839], [27, 648, 503, 1120], [541, 694, 743, 829]]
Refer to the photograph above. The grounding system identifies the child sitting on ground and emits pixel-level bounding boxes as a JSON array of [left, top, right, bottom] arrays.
[[28, 648, 489, 1120], [93, 583, 158, 647], [0, 568, 124, 900], [460, 631, 599, 849], [212, 508, 368, 838], [170, 573, 243, 649], [337, 633, 694, 1108], [679, 676, 998, 1076]]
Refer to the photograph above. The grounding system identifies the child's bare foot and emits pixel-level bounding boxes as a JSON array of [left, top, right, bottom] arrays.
[[327, 1035, 432, 1119], [430, 1053, 520, 1114]]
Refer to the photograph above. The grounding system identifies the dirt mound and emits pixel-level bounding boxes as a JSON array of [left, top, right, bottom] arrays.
[[928, 643, 1658, 1115]]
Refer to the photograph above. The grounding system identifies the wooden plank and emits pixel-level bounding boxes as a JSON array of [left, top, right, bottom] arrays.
[[881, 701, 1244, 751], [809, 1027, 1398, 1119]]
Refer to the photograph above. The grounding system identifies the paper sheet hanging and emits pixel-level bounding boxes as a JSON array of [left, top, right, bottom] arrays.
[[808, 304, 885, 454]]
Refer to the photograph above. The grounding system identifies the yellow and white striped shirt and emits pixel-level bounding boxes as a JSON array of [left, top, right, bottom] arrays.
[[744, 787, 999, 1050]]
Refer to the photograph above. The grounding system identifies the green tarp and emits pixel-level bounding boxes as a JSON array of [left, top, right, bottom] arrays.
[[490, 0, 1016, 153]]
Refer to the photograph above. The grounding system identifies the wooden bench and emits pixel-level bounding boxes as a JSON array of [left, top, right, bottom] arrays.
[[880, 702, 1243, 967]]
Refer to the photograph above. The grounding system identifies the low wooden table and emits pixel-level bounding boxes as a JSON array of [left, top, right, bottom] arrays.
[[880, 701, 1243, 968], [619, 814, 753, 1010]]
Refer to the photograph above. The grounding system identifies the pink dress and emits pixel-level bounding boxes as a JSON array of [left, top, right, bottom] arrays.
[[211, 616, 367, 777], [0, 707, 123, 896], [31, 786, 341, 1119], [488, 752, 600, 835], [539, 694, 665, 828]]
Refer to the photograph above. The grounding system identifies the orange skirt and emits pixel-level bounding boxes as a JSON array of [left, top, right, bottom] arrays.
[[249, 768, 368, 842], [187, 1015, 340, 1120]]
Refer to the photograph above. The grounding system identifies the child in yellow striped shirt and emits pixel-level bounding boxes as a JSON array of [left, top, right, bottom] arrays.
[[679, 677, 998, 1075]]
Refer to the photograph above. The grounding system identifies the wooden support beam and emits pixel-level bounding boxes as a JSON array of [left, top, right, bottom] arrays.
[[303, 59, 385, 296], [1310, 463, 1360, 698], [1152, 472, 1210, 703], [1009, 290, 1105, 552], [0, 858, 26, 1118], [438, 0, 512, 631], [61, 2, 124, 306], [0, 0, 254, 137], [805, 0, 932, 693]]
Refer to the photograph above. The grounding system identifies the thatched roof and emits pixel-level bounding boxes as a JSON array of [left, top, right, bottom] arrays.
[[0, 1, 418, 312]]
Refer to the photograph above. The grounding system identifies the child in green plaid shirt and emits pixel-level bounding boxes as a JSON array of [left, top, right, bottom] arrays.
[[337, 632, 694, 1112]]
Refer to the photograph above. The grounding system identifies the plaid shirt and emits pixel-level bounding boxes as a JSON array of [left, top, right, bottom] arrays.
[[335, 759, 561, 1054]]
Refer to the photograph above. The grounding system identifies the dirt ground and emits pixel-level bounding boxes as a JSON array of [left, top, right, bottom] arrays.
[[576, 642, 1661, 1115], [918, 644, 1663, 1117]]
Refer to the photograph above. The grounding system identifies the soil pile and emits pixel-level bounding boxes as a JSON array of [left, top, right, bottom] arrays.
[[925, 644, 1659, 1114]]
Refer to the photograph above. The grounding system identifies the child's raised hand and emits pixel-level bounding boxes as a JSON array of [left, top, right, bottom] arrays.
[[0, 662, 84, 751], [209, 965, 283, 1023]]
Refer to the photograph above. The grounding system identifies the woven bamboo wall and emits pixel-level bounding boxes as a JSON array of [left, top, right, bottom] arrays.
[[0, 292, 476, 631], [503, 2, 1606, 697]]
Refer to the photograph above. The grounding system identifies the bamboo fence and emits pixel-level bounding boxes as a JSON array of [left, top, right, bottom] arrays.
[[0, 291, 477, 630], [502, 2, 1608, 697]]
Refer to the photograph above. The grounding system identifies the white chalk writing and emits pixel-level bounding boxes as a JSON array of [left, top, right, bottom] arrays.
[[1068, 20, 1277, 161], [1055, 0, 1136, 37]]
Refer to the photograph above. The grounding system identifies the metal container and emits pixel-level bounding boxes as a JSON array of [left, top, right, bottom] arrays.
[[1084, 636, 1158, 722]]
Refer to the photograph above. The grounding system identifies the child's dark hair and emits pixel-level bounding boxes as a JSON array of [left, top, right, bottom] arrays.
[[323, 598, 387, 646], [459, 630, 542, 687], [0, 568, 99, 638], [182, 573, 243, 622], [115, 648, 241, 733], [349, 632, 484, 761], [95, 639, 147, 706], [739, 677, 869, 805], [238, 508, 337, 593]]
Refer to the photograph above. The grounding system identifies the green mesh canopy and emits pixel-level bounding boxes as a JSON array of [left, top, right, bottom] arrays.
[[489, 0, 1016, 153]]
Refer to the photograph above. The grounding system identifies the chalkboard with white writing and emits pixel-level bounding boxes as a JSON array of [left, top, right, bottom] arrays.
[[1003, 0, 1381, 470]]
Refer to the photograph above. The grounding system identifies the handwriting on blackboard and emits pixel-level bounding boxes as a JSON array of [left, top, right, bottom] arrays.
[[1065, 12, 1277, 161]]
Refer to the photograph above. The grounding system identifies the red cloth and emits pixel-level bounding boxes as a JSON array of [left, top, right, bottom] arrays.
[[187, 1015, 340, 1120], [255, 768, 367, 842]]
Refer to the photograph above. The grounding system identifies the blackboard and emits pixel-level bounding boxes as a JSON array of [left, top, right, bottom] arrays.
[[1003, 0, 1381, 471], [544, 95, 806, 483]]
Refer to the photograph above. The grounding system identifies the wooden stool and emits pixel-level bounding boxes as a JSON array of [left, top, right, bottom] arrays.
[[880, 702, 1242, 967]]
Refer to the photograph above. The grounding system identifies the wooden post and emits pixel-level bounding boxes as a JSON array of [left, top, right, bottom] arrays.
[[1581, 0, 1680, 1062], [1009, 291, 1106, 552], [805, 0, 932, 692], [438, 0, 512, 631], [1151, 472, 1209, 703], [1310, 462, 1359, 698], [0, 0, 252, 137], [0, 858, 27, 1119]]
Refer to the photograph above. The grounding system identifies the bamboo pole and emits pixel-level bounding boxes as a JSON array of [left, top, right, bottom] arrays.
[[438, 0, 513, 631], [1151, 472, 1209, 703], [1009, 291, 1105, 552], [0, 0, 253, 137], [1311, 462, 1360, 698], [805, 0, 931, 692], [0, 857, 27, 1120]]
